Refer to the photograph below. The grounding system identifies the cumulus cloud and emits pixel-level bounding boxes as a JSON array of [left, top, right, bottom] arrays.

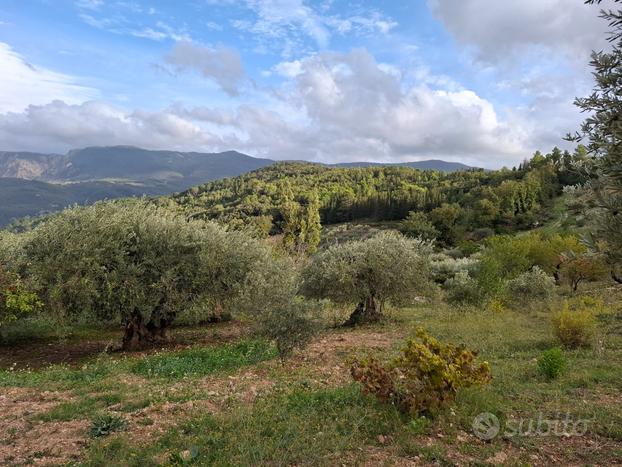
[[0, 44, 561, 167], [0, 42, 98, 113], [427, 0, 611, 63], [0, 100, 227, 153], [253, 50, 524, 165], [164, 41, 245, 96]]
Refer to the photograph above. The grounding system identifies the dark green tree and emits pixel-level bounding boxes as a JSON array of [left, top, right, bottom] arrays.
[[570, 0, 622, 280]]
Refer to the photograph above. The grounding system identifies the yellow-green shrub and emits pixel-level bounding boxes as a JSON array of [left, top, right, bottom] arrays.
[[551, 299, 597, 348], [351, 328, 491, 416]]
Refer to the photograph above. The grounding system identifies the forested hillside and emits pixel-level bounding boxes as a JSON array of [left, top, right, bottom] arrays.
[[168, 147, 587, 245]]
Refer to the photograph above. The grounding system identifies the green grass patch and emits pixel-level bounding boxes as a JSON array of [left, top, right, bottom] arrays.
[[85, 384, 413, 466], [131, 339, 276, 379]]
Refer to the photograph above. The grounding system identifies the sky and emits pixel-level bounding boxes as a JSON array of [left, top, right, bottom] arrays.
[[0, 0, 614, 168]]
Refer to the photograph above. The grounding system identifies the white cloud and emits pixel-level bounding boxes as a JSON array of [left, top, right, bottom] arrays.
[[75, 0, 104, 10], [231, 0, 397, 56], [0, 100, 226, 153], [273, 59, 304, 77], [164, 41, 245, 96], [427, 0, 610, 63], [0, 44, 566, 167], [0, 42, 98, 113]]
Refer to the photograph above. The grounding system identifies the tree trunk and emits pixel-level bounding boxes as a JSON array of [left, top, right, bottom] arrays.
[[122, 309, 172, 351], [344, 296, 382, 326], [553, 262, 562, 286]]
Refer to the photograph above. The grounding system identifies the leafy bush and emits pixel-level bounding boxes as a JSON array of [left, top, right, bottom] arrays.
[[476, 233, 586, 297], [430, 255, 479, 283], [351, 328, 491, 416], [256, 298, 320, 361], [0, 266, 41, 328], [90, 414, 128, 438], [559, 253, 607, 292], [538, 347, 565, 379], [400, 211, 438, 241], [302, 232, 433, 325], [506, 266, 556, 305], [443, 271, 483, 305], [551, 300, 597, 348]]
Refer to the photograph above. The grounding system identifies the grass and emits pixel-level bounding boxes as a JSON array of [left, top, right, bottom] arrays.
[[131, 339, 276, 379], [86, 384, 408, 466], [2, 293, 622, 465]]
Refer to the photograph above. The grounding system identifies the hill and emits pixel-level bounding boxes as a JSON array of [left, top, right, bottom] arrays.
[[0, 146, 476, 226], [168, 152, 572, 244]]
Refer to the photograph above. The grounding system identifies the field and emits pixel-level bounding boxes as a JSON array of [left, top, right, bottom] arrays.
[[2, 284, 621, 466]]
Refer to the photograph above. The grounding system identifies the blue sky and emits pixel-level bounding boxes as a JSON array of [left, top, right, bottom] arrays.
[[0, 0, 612, 167]]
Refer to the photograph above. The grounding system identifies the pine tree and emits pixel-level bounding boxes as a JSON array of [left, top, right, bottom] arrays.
[[570, 0, 622, 279]]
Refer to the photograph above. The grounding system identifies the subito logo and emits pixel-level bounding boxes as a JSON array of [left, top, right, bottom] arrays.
[[472, 412, 500, 440]]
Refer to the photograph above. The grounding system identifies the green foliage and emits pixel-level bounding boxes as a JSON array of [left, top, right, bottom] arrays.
[[280, 186, 322, 254], [431, 254, 479, 283], [559, 253, 608, 292], [0, 266, 41, 328], [399, 211, 438, 240], [302, 231, 432, 320], [476, 232, 585, 297], [351, 328, 491, 416], [551, 299, 597, 348], [429, 203, 462, 245], [506, 266, 557, 305], [256, 298, 320, 361], [538, 347, 566, 380], [90, 414, 128, 438], [170, 150, 578, 246], [443, 271, 483, 306], [131, 340, 276, 379], [570, 0, 622, 272], [3, 201, 286, 347]]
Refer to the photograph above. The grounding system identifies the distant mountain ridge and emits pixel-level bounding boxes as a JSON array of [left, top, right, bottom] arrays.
[[0, 146, 476, 226]]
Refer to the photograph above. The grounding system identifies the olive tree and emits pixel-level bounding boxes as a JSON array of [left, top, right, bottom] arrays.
[[301, 231, 432, 325], [10, 201, 286, 349]]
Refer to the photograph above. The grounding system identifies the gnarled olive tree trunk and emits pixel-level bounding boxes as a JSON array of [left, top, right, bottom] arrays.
[[344, 295, 382, 326], [122, 307, 174, 351]]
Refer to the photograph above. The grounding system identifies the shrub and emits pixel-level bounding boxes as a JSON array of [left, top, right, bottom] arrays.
[[399, 211, 438, 241], [351, 328, 491, 416], [0, 266, 41, 328], [475, 233, 586, 297], [443, 271, 483, 305], [506, 266, 556, 305], [430, 255, 479, 283], [559, 253, 607, 292], [256, 298, 320, 362], [551, 300, 597, 348], [90, 414, 128, 438], [538, 347, 566, 379]]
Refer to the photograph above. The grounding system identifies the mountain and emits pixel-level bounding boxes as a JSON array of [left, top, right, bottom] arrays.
[[0, 178, 172, 227], [0, 147, 275, 226], [0, 146, 476, 226], [0, 146, 274, 186]]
